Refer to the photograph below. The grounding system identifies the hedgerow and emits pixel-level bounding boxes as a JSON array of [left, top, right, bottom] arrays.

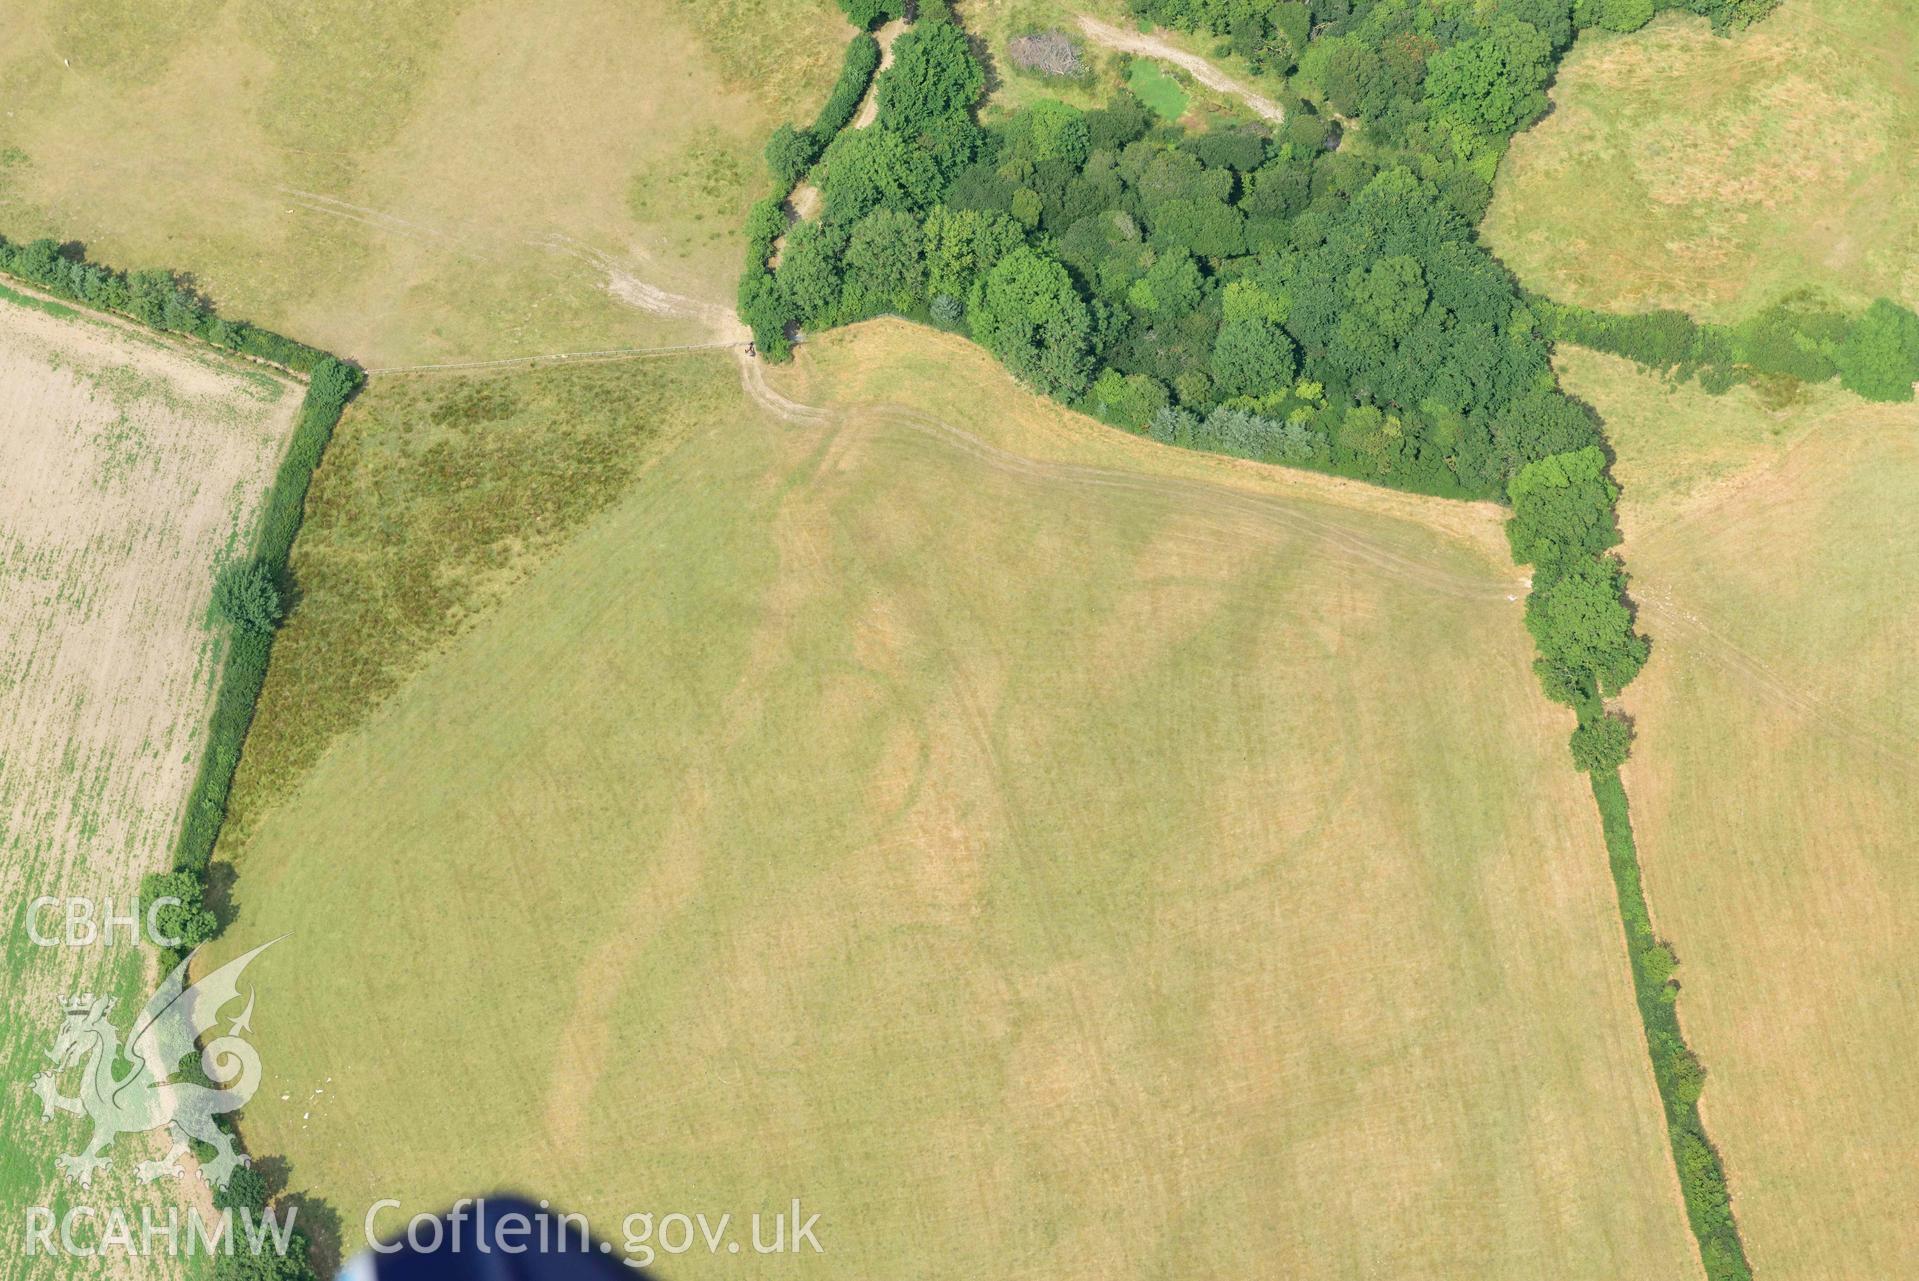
[[1594, 772, 1753, 1280], [741, 30, 886, 357], [168, 354, 359, 894], [761, 33, 883, 192], [812, 34, 884, 154], [0, 234, 339, 374], [1537, 292, 1919, 402]]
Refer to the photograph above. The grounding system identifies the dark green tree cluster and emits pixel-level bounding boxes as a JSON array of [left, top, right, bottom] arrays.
[[751, 0, 1751, 499], [1834, 297, 1919, 403], [737, 15, 986, 356], [1505, 446, 1647, 723], [1131, 0, 1778, 80], [746, 12, 995, 351], [834, 0, 904, 27], [211, 1166, 320, 1281], [754, 25, 1618, 496], [763, 33, 882, 190], [138, 868, 220, 964], [214, 559, 285, 635]]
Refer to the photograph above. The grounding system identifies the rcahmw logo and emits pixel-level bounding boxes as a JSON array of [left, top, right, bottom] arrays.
[[24, 1205, 300, 1259], [29, 939, 279, 1188]]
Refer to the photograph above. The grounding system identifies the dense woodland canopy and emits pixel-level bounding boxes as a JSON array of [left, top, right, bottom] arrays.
[[746, 0, 1913, 507]]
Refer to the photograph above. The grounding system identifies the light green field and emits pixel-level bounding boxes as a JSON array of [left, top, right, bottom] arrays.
[[1556, 348, 1919, 1278], [1485, 0, 1919, 320], [209, 323, 1698, 1278], [0, 0, 847, 366]]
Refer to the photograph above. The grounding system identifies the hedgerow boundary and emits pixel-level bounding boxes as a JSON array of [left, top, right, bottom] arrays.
[[0, 233, 356, 1280], [1594, 772, 1750, 1277]]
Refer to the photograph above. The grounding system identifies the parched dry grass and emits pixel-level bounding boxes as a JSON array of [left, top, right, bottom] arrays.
[[217, 326, 1697, 1280], [1484, 0, 1919, 321], [1558, 348, 1919, 1278], [0, 0, 847, 367]]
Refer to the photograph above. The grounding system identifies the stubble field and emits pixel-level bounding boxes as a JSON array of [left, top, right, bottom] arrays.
[[0, 290, 302, 1280]]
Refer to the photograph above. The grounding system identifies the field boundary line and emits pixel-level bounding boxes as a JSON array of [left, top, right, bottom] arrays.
[[0, 230, 359, 1276], [0, 271, 319, 386], [365, 341, 748, 375]]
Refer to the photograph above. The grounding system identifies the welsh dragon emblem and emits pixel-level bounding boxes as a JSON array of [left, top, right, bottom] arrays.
[[30, 939, 278, 1189]]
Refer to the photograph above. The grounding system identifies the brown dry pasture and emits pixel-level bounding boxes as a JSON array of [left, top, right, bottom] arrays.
[[0, 289, 303, 1279], [0, 0, 847, 368], [1484, 0, 1919, 319], [209, 323, 1702, 1279], [1558, 348, 1919, 1278]]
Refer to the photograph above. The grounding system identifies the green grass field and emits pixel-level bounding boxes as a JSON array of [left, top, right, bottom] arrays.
[[1556, 349, 1919, 1277], [206, 325, 1699, 1278], [1485, 0, 1919, 321], [1127, 59, 1190, 119], [0, 0, 847, 366]]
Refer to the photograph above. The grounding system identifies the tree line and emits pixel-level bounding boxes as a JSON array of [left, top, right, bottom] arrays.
[[0, 234, 341, 376]]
